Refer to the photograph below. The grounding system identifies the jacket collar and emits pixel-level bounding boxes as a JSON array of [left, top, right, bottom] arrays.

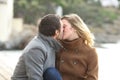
[[38, 33, 62, 52]]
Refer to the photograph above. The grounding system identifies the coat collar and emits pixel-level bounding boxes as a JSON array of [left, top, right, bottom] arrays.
[[61, 38, 84, 50]]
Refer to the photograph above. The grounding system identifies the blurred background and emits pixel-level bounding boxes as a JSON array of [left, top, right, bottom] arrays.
[[0, 0, 120, 80], [0, 0, 120, 50]]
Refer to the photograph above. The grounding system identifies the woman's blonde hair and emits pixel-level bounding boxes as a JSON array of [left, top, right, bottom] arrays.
[[61, 13, 94, 47]]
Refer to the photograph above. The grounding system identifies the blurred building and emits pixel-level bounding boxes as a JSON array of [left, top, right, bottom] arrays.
[[0, 0, 13, 42], [99, 0, 119, 8], [55, 6, 63, 17]]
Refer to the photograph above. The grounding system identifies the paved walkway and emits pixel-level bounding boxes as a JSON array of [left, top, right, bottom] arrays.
[[0, 50, 22, 80], [0, 43, 120, 80], [97, 47, 120, 80]]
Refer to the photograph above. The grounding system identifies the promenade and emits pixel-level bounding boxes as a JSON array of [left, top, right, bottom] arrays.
[[0, 50, 22, 80], [0, 43, 120, 80]]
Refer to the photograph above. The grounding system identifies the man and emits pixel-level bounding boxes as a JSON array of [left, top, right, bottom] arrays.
[[11, 14, 63, 80]]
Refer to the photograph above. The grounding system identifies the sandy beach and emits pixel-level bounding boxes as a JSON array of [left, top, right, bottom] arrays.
[[0, 42, 120, 80]]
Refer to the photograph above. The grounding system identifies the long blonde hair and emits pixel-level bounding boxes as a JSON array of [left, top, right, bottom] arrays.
[[61, 13, 94, 47]]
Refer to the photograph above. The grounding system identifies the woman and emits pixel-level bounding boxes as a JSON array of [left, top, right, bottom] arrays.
[[56, 14, 98, 80]]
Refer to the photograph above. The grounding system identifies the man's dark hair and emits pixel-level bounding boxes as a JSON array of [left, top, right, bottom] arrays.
[[38, 14, 61, 36]]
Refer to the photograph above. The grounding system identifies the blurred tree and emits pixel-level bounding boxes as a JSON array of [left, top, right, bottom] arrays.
[[14, 0, 59, 24], [14, 0, 120, 26], [14, 0, 86, 24]]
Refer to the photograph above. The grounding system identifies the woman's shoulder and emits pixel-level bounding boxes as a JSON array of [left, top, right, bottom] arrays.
[[87, 46, 98, 58], [83, 45, 97, 55]]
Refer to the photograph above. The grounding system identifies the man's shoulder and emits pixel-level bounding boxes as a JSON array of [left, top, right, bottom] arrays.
[[23, 36, 47, 53]]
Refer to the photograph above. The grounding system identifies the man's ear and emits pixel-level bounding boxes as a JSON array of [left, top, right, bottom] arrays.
[[55, 30, 59, 36], [53, 30, 59, 39]]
